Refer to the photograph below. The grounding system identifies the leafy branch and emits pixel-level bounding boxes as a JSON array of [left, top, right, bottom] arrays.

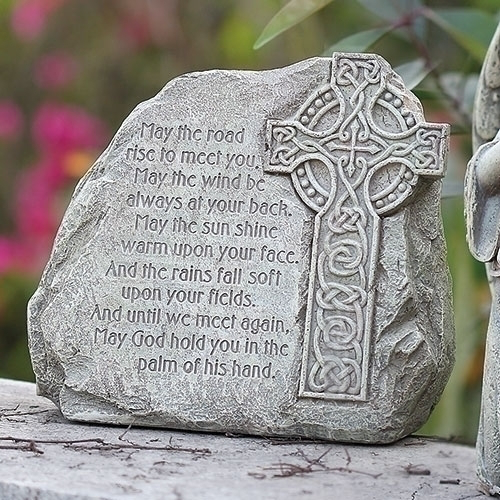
[[254, 0, 498, 134]]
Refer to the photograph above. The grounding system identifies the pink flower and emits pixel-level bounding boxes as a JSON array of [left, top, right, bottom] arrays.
[[1, 99, 107, 275], [32, 102, 107, 154], [12, 154, 83, 274], [0, 100, 24, 141], [11, 0, 67, 41], [11, 0, 49, 41], [15, 158, 60, 239], [120, 14, 152, 50], [34, 52, 78, 89], [0, 237, 24, 273], [5, 102, 109, 274], [0, 233, 56, 274]]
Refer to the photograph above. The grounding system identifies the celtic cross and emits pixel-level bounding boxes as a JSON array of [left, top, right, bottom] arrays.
[[266, 53, 448, 401]]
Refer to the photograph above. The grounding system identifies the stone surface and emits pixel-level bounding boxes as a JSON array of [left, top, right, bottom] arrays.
[[467, 21, 500, 496], [0, 378, 483, 500], [28, 53, 455, 444], [473, 22, 500, 152]]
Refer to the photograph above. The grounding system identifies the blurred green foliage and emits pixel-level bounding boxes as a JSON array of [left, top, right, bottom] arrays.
[[0, 0, 498, 443]]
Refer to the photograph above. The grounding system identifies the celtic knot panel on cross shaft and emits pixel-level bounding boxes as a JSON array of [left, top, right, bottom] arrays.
[[266, 53, 448, 401]]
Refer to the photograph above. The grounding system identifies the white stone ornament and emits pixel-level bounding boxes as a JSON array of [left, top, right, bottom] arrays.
[[28, 53, 454, 443], [467, 21, 500, 496]]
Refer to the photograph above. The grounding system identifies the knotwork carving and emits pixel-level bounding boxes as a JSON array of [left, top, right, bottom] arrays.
[[266, 53, 448, 401]]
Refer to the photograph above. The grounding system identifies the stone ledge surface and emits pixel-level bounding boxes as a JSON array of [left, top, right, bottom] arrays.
[[0, 378, 481, 499]]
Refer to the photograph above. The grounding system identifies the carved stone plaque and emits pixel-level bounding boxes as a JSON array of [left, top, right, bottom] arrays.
[[28, 53, 455, 444]]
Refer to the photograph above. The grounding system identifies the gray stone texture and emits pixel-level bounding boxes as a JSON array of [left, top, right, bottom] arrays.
[[473, 22, 500, 153], [0, 378, 480, 500], [28, 53, 455, 444], [467, 21, 500, 496]]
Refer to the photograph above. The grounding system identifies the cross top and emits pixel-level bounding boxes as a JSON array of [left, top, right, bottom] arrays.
[[266, 53, 449, 400]]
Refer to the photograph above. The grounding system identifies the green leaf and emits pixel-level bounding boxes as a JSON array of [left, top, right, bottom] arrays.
[[439, 72, 479, 120], [323, 27, 391, 55], [254, 0, 335, 49], [394, 59, 431, 90], [412, 88, 441, 101], [423, 7, 497, 62], [218, 14, 258, 65], [356, 0, 427, 43], [356, 0, 422, 22]]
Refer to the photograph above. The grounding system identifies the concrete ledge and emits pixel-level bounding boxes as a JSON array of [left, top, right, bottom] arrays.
[[0, 378, 482, 499]]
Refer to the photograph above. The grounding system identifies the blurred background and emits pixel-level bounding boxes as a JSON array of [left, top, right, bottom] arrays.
[[0, 0, 498, 443]]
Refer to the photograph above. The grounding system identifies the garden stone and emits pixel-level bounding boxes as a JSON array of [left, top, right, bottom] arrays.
[[28, 52, 454, 444], [467, 21, 500, 496]]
